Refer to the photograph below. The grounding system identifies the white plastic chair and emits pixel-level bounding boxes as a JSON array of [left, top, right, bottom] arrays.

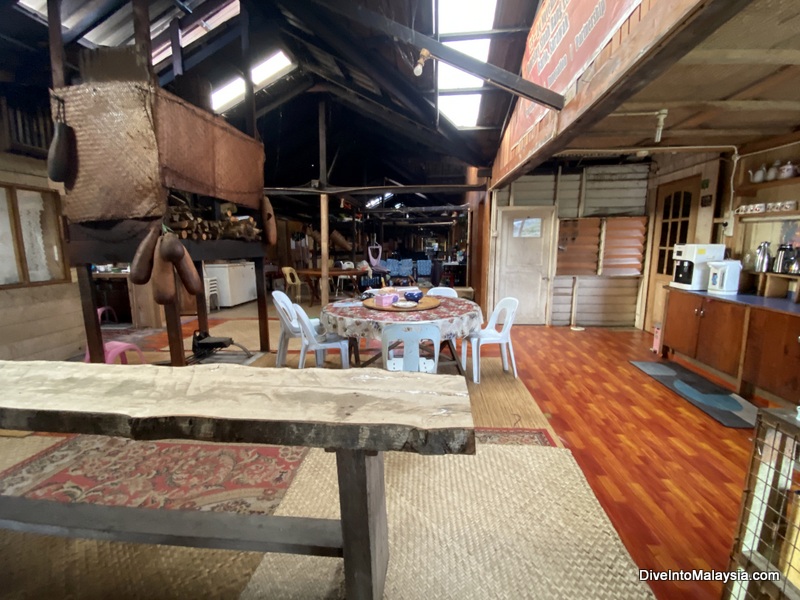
[[204, 277, 220, 311], [381, 323, 440, 373], [294, 303, 350, 369], [335, 261, 355, 295], [427, 286, 458, 298], [272, 291, 324, 367], [461, 297, 519, 384]]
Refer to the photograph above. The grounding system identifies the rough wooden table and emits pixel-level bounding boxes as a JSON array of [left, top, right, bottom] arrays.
[[0, 360, 474, 600]]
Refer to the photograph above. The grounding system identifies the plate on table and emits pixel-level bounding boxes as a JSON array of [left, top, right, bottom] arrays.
[[392, 300, 418, 309]]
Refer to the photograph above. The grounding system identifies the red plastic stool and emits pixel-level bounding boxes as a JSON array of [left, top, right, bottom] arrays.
[[84, 341, 146, 364]]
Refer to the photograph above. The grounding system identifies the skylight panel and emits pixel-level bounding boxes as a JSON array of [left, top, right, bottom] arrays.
[[438, 0, 498, 34], [435, 0, 498, 128], [437, 40, 491, 90], [211, 50, 295, 112], [438, 94, 482, 128]]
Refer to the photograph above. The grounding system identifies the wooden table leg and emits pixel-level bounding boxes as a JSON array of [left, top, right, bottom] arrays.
[[304, 276, 320, 306], [336, 450, 388, 600], [349, 338, 361, 367], [77, 264, 104, 363], [164, 292, 187, 366]]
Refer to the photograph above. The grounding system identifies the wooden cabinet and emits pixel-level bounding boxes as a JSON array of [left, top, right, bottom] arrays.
[[663, 291, 702, 356], [663, 289, 746, 377], [743, 309, 800, 403]]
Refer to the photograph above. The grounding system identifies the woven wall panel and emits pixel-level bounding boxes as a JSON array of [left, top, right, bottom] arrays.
[[212, 123, 263, 210], [155, 92, 216, 199], [155, 90, 263, 210], [59, 82, 264, 223], [58, 83, 164, 222]]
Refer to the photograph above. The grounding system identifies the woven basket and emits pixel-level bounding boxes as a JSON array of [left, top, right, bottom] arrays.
[[57, 82, 264, 223]]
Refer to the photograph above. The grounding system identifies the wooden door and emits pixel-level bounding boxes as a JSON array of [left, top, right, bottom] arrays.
[[644, 176, 701, 332], [662, 290, 702, 357], [744, 310, 800, 402], [695, 298, 746, 377], [495, 207, 554, 324]]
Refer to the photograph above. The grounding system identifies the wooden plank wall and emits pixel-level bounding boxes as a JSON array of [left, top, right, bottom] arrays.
[[0, 153, 84, 361], [551, 276, 642, 327], [495, 165, 649, 327], [0, 273, 84, 360]]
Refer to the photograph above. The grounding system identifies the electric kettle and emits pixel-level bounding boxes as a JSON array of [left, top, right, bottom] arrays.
[[773, 244, 797, 274], [755, 241, 772, 272]]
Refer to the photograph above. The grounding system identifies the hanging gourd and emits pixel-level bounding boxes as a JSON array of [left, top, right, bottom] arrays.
[[47, 97, 72, 183]]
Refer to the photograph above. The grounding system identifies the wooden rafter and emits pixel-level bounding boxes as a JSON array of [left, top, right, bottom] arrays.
[[679, 49, 800, 65], [621, 100, 800, 112], [674, 65, 800, 129]]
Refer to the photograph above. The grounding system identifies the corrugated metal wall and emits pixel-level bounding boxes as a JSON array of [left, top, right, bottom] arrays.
[[583, 165, 649, 216], [495, 164, 650, 327]]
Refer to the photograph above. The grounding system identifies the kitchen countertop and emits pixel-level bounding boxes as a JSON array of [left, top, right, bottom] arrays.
[[670, 287, 800, 316]]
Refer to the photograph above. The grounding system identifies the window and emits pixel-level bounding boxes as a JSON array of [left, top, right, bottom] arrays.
[[0, 186, 67, 288]]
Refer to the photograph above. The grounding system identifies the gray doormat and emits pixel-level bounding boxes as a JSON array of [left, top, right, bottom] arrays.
[[631, 361, 757, 428]]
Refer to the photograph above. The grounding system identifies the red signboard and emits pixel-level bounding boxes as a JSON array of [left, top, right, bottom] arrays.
[[499, 0, 642, 178]]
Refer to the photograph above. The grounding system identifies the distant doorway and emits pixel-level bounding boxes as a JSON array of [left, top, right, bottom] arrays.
[[644, 175, 700, 332], [494, 207, 554, 324]]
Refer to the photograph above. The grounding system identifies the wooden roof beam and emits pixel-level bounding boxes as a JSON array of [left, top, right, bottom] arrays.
[[680, 49, 800, 65], [621, 100, 800, 112], [674, 65, 800, 129], [61, 0, 128, 44], [312, 0, 564, 111]]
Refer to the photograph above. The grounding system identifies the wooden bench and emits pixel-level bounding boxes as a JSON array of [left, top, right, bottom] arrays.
[[0, 360, 474, 599]]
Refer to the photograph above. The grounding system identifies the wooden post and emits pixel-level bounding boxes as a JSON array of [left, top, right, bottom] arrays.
[[319, 100, 329, 305], [194, 260, 209, 333], [164, 272, 187, 366], [336, 450, 388, 600], [254, 257, 270, 352], [169, 18, 183, 77], [131, 0, 152, 71], [46, 0, 65, 88], [241, 2, 256, 139], [77, 264, 104, 363]]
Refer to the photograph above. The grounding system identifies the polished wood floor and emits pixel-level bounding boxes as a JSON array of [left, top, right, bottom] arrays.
[[506, 326, 753, 600]]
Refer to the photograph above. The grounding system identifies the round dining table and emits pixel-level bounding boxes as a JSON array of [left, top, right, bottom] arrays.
[[321, 296, 484, 370]]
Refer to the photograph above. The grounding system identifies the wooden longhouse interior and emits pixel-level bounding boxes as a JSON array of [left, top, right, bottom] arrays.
[[0, 0, 799, 598]]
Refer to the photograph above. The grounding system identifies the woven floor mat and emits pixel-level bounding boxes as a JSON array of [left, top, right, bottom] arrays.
[[0, 531, 263, 600], [239, 445, 654, 600], [0, 435, 66, 473]]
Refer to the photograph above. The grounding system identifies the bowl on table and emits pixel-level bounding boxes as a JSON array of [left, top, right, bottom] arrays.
[[404, 291, 424, 303]]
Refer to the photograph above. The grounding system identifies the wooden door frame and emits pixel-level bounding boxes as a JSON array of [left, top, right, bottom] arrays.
[[644, 175, 701, 332], [492, 206, 556, 323]]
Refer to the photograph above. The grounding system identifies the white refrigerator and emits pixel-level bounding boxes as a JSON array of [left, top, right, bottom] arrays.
[[204, 262, 257, 307]]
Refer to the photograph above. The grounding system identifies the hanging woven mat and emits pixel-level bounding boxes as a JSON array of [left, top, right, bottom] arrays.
[[362, 296, 441, 312]]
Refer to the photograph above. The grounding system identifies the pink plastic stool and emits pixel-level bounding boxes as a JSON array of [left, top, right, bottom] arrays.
[[84, 341, 146, 365], [97, 306, 118, 324]]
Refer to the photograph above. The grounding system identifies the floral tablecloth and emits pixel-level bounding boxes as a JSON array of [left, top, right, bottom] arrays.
[[321, 297, 484, 341]]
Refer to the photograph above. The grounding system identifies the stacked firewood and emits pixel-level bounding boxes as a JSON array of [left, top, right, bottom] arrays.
[[166, 195, 262, 242]]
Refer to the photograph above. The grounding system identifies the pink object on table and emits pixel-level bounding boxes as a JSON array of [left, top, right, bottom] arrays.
[[84, 341, 146, 365], [374, 294, 399, 307]]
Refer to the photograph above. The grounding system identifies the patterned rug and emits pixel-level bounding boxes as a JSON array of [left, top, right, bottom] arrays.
[[0, 435, 307, 514]]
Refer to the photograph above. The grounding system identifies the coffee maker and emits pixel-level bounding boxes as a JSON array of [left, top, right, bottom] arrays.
[[670, 244, 726, 291]]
